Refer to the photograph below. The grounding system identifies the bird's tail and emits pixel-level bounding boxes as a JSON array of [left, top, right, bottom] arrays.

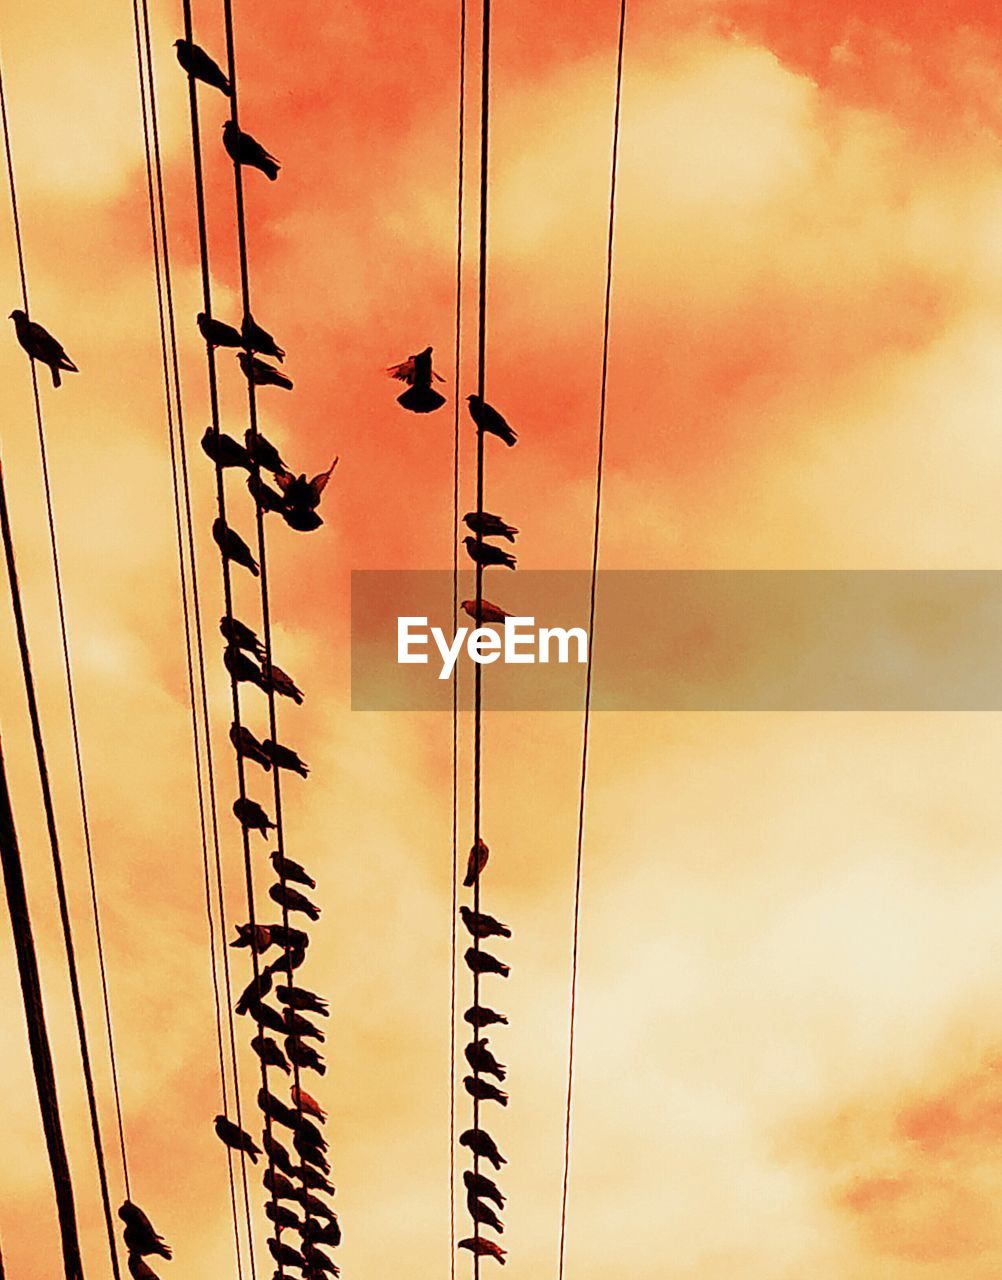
[[501, 428, 517, 446], [264, 161, 280, 181], [51, 365, 61, 388], [250, 563, 261, 577]]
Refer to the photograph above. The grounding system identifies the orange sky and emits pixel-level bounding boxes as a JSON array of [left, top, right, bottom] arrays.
[[3, 1, 1002, 1277]]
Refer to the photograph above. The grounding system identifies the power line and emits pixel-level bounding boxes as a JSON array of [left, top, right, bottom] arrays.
[[557, 4, 627, 1277]]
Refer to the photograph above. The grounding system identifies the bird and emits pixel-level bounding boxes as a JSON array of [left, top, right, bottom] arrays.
[[220, 615, 264, 655], [223, 119, 280, 179], [261, 662, 304, 705], [244, 429, 287, 474], [270, 882, 320, 921], [467, 1192, 504, 1234], [230, 723, 272, 770], [247, 471, 287, 514], [258, 1087, 300, 1130], [464, 511, 518, 542], [467, 394, 516, 446], [212, 518, 259, 575], [303, 1242, 339, 1275], [388, 346, 446, 414], [196, 312, 242, 349], [464, 537, 516, 570], [235, 970, 272, 1015], [263, 739, 310, 777], [463, 1170, 505, 1209], [292, 1084, 326, 1121], [296, 1164, 335, 1195], [301, 1191, 337, 1221], [286, 1035, 326, 1076], [263, 1131, 297, 1176], [302, 1215, 341, 1247], [126, 1255, 161, 1280], [118, 1202, 171, 1260], [459, 1126, 506, 1170], [465, 1038, 506, 1082], [270, 944, 308, 974], [263, 1168, 298, 1201], [214, 1114, 260, 1162], [458, 1236, 506, 1265], [465, 947, 509, 978], [233, 796, 274, 834], [251, 1034, 290, 1075], [464, 838, 489, 888], [271, 850, 315, 888], [173, 39, 230, 94], [230, 922, 273, 952], [461, 598, 511, 625], [296, 1115, 327, 1150], [247, 1000, 288, 1036], [464, 1075, 508, 1107], [264, 1198, 301, 1230], [294, 1131, 330, 1173], [201, 426, 250, 469], [284, 1009, 325, 1042], [9, 310, 78, 387], [277, 985, 328, 1016], [464, 1004, 508, 1028], [267, 1239, 304, 1270], [460, 906, 511, 939], [270, 924, 310, 952], [223, 645, 264, 688], [275, 460, 338, 512], [243, 314, 285, 361], [283, 506, 324, 533], [239, 351, 293, 389]]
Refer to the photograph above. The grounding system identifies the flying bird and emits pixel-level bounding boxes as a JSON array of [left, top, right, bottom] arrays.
[[388, 345, 446, 413], [239, 351, 293, 389], [276, 459, 338, 511], [173, 39, 230, 94], [291, 1084, 326, 1121], [118, 1202, 171, 1260], [464, 1075, 508, 1107], [464, 537, 516, 571], [464, 838, 489, 888], [196, 311, 242, 349], [212, 517, 259, 575], [243, 313, 285, 361], [465, 947, 509, 978], [467, 394, 516, 446], [269, 882, 320, 921], [9, 310, 77, 387], [458, 1237, 506, 1265], [223, 119, 280, 179], [465, 1038, 506, 1082], [463, 1170, 505, 1209], [233, 796, 274, 834], [247, 471, 287, 514], [214, 1114, 260, 1162], [459, 1126, 506, 1170], [467, 1193, 504, 1234], [464, 511, 518, 542], [201, 425, 250, 469], [230, 922, 273, 952], [271, 849, 315, 887], [460, 906, 511, 940], [251, 1034, 290, 1075], [286, 1035, 326, 1076], [464, 1004, 508, 1028], [220, 615, 264, 655], [263, 1131, 297, 1176], [244, 429, 287, 474], [263, 740, 310, 778], [230, 723, 272, 770], [261, 662, 304, 705]]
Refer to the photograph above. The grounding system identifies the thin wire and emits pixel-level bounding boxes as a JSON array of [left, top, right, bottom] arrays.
[[557, 4, 627, 1277], [0, 44, 122, 1280]]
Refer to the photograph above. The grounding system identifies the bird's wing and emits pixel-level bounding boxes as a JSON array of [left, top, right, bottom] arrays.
[[309, 457, 339, 498], [386, 358, 415, 382]]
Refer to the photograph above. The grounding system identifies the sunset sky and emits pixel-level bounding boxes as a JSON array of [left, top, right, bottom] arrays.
[[3, 1, 1002, 1277]]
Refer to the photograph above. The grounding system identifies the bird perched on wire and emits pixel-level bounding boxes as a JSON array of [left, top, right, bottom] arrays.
[[465, 946, 509, 978], [464, 537, 516, 571], [233, 796, 275, 835], [297, 1164, 335, 1195], [243, 313, 285, 361], [464, 838, 489, 887], [231, 723, 272, 770], [270, 943, 307, 974], [214, 1114, 260, 1162], [196, 311, 242, 349], [467, 394, 516, 446], [296, 1116, 327, 1152], [201, 426, 250, 469], [247, 471, 287, 514], [303, 1242, 339, 1276], [464, 511, 518, 542], [244, 428, 287, 474], [286, 1035, 326, 1076], [246, 999, 288, 1036], [263, 1131, 297, 1177], [467, 1193, 504, 1234], [118, 1202, 171, 1260], [278, 985, 328, 1016], [239, 351, 293, 390], [259, 1087, 300, 1130], [461, 598, 511, 625], [231, 922, 273, 953], [464, 1170, 505, 1209], [212, 517, 259, 576], [126, 1255, 161, 1280], [261, 661, 304, 705], [464, 1004, 508, 1028], [459, 1126, 506, 1170], [271, 849, 315, 888], [9, 310, 78, 387], [465, 1038, 506, 1082], [267, 1238, 304, 1270], [223, 119, 280, 179], [460, 906, 511, 940], [388, 345, 446, 414], [270, 881, 320, 921], [302, 1215, 341, 1247], [223, 644, 264, 688], [174, 39, 230, 94], [292, 1084, 326, 1121], [264, 1198, 301, 1231], [459, 1236, 506, 1265], [263, 739, 309, 778], [270, 924, 310, 951], [221, 615, 264, 655], [464, 1075, 508, 1107], [284, 1009, 325, 1042], [294, 1130, 331, 1172], [251, 1034, 290, 1075], [235, 970, 272, 1015], [263, 1167, 297, 1200]]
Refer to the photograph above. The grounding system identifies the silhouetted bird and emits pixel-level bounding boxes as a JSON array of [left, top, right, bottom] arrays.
[[174, 39, 230, 94], [464, 511, 518, 542], [464, 1075, 508, 1107], [247, 1000, 288, 1036], [276, 459, 338, 511], [247, 471, 287, 513], [220, 615, 264, 655], [461, 598, 511, 625], [251, 1034, 290, 1075], [460, 906, 511, 940], [296, 1115, 327, 1150], [465, 1038, 506, 1082], [231, 723, 272, 770], [291, 1084, 326, 1121], [201, 426, 250, 469], [212, 517, 259, 575], [263, 1168, 297, 1200], [270, 882, 320, 921], [269, 945, 308, 975], [267, 1239, 304, 1270], [244, 429, 286, 474], [231, 922, 273, 953], [303, 1242, 339, 1275], [388, 345, 446, 413], [459, 1236, 506, 1265], [464, 537, 516, 570], [258, 1088, 299, 1130], [197, 312, 242, 349], [233, 797, 274, 835], [286, 1035, 326, 1076], [236, 970, 272, 1015], [463, 1170, 505, 1209], [465, 947, 509, 978], [239, 351, 293, 389], [464, 838, 489, 888], [243, 314, 285, 361], [301, 1191, 337, 1221], [467, 394, 516, 446], [464, 1004, 508, 1028], [467, 1193, 504, 1234], [214, 1114, 260, 1162], [263, 740, 310, 778], [284, 1009, 325, 1042], [264, 1199, 301, 1230], [118, 1202, 171, 1260], [302, 1216, 341, 1247], [261, 662, 304, 705], [296, 1165, 335, 1195], [263, 1131, 296, 1176], [270, 924, 310, 951], [224, 644, 264, 688], [126, 1255, 160, 1280], [9, 310, 77, 387], [283, 506, 324, 532], [278, 986, 328, 1016], [271, 849, 315, 887], [294, 1131, 330, 1173], [223, 120, 280, 180], [459, 1127, 506, 1170]]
